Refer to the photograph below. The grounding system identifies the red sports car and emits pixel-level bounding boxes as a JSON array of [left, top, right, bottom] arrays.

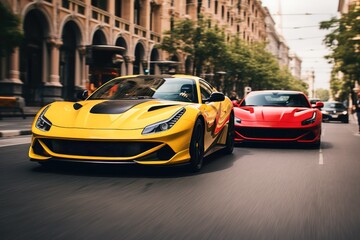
[[233, 90, 323, 147]]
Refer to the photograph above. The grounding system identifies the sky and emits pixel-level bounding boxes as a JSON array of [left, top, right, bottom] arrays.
[[261, 0, 339, 89]]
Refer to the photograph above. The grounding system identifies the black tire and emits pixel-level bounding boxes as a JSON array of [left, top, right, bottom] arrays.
[[188, 119, 205, 172], [342, 118, 349, 123], [222, 112, 234, 154]]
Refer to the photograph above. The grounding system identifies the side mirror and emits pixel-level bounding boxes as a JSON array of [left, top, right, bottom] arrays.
[[313, 102, 324, 109], [208, 92, 225, 102], [232, 100, 240, 107], [76, 90, 89, 100]]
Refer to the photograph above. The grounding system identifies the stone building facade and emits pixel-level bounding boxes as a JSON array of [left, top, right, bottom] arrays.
[[264, 6, 291, 69], [0, 0, 269, 106], [289, 53, 302, 80]]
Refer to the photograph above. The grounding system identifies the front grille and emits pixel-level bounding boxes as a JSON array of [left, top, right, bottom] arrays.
[[41, 139, 161, 157], [236, 127, 309, 139]]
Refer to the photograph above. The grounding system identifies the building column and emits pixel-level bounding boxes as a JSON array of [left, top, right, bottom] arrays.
[[78, 45, 88, 89], [42, 38, 63, 104], [126, 56, 134, 75], [8, 48, 21, 83], [0, 48, 23, 97]]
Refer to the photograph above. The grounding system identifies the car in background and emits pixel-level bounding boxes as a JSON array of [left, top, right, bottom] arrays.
[[29, 74, 234, 172], [233, 90, 323, 148], [321, 101, 349, 123], [309, 98, 331, 122], [309, 98, 321, 105]]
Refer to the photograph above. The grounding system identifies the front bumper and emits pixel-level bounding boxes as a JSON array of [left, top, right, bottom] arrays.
[[234, 125, 321, 144], [322, 112, 348, 122], [29, 125, 193, 166]]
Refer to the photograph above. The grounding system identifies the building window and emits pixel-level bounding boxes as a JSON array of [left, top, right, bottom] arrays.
[[134, 0, 140, 25], [197, 0, 202, 16], [208, 0, 211, 8], [62, 0, 69, 9], [221, 5, 225, 19], [91, 0, 107, 11], [215, 0, 218, 14], [115, 0, 122, 17]]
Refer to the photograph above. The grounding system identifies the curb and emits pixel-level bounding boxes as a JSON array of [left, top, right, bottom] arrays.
[[0, 130, 32, 138]]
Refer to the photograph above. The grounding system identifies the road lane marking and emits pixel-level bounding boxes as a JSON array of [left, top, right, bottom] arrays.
[[319, 147, 324, 165], [0, 136, 31, 148]]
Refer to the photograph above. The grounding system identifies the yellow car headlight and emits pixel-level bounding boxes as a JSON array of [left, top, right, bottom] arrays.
[[142, 108, 186, 135], [35, 105, 52, 131]]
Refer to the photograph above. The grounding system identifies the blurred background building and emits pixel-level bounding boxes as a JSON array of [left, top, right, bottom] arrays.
[[0, 0, 296, 106]]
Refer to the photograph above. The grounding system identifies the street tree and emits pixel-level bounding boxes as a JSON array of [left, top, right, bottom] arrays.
[[0, 2, 23, 57], [159, 17, 307, 96], [224, 38, 307, 96], [320, 4, 360, 102], [159, 15, 227, 76], [315, 88, 330, 101]]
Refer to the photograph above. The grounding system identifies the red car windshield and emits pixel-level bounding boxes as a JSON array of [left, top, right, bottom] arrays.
[[241, 92, 310, 108]]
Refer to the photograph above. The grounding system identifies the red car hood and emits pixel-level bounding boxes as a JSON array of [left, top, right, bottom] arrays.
[[235, 106, 314, 123]]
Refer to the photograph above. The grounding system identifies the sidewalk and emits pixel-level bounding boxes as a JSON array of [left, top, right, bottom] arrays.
[[0, 107, 39, 138]]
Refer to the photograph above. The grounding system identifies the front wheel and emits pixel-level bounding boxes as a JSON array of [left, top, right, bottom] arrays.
[[188, 119, 205, 172], [222, 112, 235, 154]]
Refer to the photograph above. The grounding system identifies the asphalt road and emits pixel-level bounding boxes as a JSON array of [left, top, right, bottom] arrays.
[[1, 121, 360, 240]]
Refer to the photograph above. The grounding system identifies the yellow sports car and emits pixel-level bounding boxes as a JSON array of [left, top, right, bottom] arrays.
[[29, 75, 234, 172]]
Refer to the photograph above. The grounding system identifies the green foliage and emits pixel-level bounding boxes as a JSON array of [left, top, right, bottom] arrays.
[[0, 2, 24, 57], [315, 88, 330, 101], [158, 17, 306, 96], [320, 4, 360, 99], [159, 16, 228, 75]]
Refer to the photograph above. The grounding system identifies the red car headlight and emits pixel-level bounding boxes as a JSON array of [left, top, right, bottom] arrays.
[[301, 112, 317, 126]]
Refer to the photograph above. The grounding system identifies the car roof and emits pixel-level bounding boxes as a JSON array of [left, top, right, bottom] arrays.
[[113, 74, 201, 83], [248, 90, 305, 95]]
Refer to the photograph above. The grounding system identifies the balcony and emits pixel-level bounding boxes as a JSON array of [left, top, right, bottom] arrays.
[[91, 6, 110, 24], [134, 25, 147, 38], [61, 0, 86, 15], [114, 17, 130, 32], [150, 32, 161, 43]]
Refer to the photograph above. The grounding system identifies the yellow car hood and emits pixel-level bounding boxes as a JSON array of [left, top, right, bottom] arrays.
[[43, 100, 187, 130]]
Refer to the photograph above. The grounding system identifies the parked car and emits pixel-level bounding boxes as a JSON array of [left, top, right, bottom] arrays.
[[321, 101, 349, 123], [309, 98, 321, 105], [233, 90, 323, 147], [29, 74, 234, 172]]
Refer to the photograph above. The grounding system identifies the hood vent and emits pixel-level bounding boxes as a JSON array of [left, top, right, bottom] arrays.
[[90, 100, 150, 114], [148, 105, 176, 112]]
